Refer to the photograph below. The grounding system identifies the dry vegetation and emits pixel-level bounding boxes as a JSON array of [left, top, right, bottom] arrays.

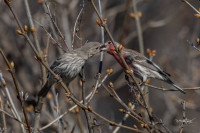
[[0, 0, 200, 133]]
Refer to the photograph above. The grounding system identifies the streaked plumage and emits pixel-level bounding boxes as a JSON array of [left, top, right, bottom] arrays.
[[104, 41, 185, 94], [38, 42, 103, 97]]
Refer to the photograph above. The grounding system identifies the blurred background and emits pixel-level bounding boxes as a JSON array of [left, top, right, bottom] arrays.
[[0, 0, 199, 132]]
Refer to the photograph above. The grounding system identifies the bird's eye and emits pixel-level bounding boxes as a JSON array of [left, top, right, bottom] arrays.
[[108, 41, 112, 44]]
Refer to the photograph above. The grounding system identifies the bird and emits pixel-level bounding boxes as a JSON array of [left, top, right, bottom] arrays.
[[104, 41, 186, 94], [38, 42, 104, 98]]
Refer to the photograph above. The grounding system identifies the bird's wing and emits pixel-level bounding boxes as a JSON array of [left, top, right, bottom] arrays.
[[50, 52, 74, 71], [123, 48, 170, 77]]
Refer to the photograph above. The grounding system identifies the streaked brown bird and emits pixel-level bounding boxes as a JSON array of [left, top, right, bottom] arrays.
[[38, 42, 104, 97], [104, 41, 185, 94]]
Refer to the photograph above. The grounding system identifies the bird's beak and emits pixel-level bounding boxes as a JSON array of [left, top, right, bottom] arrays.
[[100, 44, 108, 51]]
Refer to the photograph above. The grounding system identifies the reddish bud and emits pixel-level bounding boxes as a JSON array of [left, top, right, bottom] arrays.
[[103, 18, 107, 24], [146, 48, 151, 55], [129, 12, 142, 19], [128, 102, 132, 108], [75, 107, 80, 113], [196, 38, 200, 44], [145, 78, 151, 84], [4, 0, 11, 5], [108, 82, 114, 88], [133, 125, 138, 129], [118, 44, 123, 52], [137, 12, 142, 18], [26, 105, 34, 112], [160, 85, 164, 88], [106, 68, 114, 75], [96, 19, 102, 26], [129, 12, 135, 19], [109, 122, 116, 126], [38, 0, 43, 4], [126, 69, 133, 75], [88, 105, 93, 111], [194, 14, 200, 18], [79, 80, 83, 86], [16, 29, 23, 35], [10, 61, 14, 68], [30, 27, 36, 33], [151, 50, 156, 56], [47, 92, 53, 100], [2, 81, 6, 87], [119, 109, 124, 112], [24, 25, 28, 32]]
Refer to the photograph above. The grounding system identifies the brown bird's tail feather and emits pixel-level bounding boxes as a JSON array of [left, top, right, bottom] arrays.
[[38, 81, 51, 97], [166, 78, 186, 94]]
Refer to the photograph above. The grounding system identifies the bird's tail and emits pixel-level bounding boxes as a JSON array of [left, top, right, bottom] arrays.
[[166, 79, 186, 94], [38, 81, 52, 98]]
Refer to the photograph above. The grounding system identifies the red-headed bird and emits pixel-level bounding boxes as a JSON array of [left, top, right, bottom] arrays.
[[104, 41, 185, 94]]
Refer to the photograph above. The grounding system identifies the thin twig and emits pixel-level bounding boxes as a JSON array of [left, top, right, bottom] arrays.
[[41, 1, 63, 54], [123, 110, 152, 132], [182, 0, 200, 14], [179, 101, 186, 133], [98, 0, 104, 70], [176, 101, 193, 132], [145, 83, 200, 91], [87, 73, 108, 103], [0, 71, 22, 121], [0, 109, 27, 126], [132, 0, 144, 55], [43, 0, 69, 50], [23, 0, 46, 85], [87, 0, 105, 104], [72, 1, 85, 47], [0, 48, 30, 133], [40, 110, 69, 130], [77, 112, 85, 133], [81, 67, 93, 133], [35, 20, 66, 52], [187, 40, 200, 52], [112, 102, 135, 133], [50, 88, 64, 132], [0, 96, 7, 133]]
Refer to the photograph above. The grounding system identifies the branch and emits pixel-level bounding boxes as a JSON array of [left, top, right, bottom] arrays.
[[0, 96, 7, 133], [81, 67, 93, 133], [23, 0, 46, 85], [132, 0, 144, 55], [182, 0, 200, 14], [0, 48, 31, 133], [43, 0, 70, 50]]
